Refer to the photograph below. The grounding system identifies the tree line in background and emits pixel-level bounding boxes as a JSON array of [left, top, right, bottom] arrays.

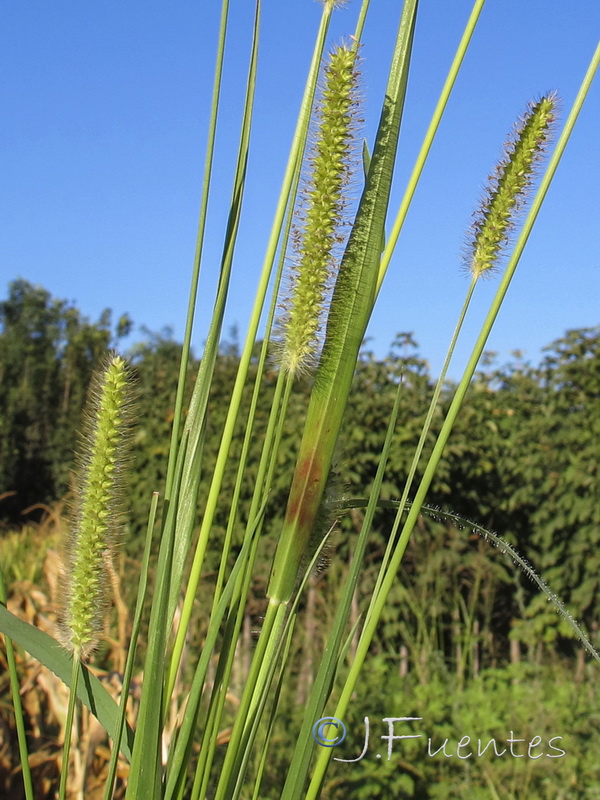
[[2, 278, 600, 796], [1, 277, 599, 677]]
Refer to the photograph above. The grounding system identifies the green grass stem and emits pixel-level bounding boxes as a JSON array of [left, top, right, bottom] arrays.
[[281, 375, 405, 800], [212, 600, 287, 800], [161, 500, 268, 800], [182, 375, 294, 798], [268, 0, 418, 605], [102, 492, 159, 800], [125, 433, 189, 799], [377, 0, 486, 293], [214, 522, 333, 800], [166, 0, 261, 631], [58, 652, 80, 800], [250, 619, 297, 800], [210, 157, 301, 616], [166, 0, 335, 697], [371, 276, 476, 601], [164, 0, 231, 501], [0, 568, 34, 800]]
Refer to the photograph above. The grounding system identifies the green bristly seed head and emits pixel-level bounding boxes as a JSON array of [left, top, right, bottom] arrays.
[[60, 353, 133, 658], [467, 93, 557, 278], [280, 44, 360, 374]]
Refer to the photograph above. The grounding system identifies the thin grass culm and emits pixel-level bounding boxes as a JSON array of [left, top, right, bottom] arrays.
[[58, 353, 133, 799], [211, 38, 366, 800], [371, 92, 559, 599]]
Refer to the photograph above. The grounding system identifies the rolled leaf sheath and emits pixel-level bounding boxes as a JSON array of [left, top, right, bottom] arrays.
[[269, 45, 363, 600], [269, 3, 417, 604], [269, 388, 337, 602]]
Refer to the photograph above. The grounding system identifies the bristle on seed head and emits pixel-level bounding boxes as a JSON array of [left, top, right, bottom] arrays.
[[466, 93, 558, 279]]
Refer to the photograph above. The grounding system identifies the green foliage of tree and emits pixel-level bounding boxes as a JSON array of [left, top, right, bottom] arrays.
[[0, 279, 130, 524], [2, 282, 599, 798], [510, 328, 600, 648], [265, 660, 599, 800], [2, 281, 598, 669]]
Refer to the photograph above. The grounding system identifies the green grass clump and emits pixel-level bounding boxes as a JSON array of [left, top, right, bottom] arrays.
[[1, 4, 598, 800]]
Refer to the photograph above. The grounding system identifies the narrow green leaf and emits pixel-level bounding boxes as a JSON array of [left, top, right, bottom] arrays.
[[163, 501, 267, 800], [163, 0, 231, 500], [126, 432, 188, 799], [103, 491, 160, 800], [268, 0, 418, 605], [166, 0, 260, 633], [281, 379, 404, 800], [0, 606, 134, 762]]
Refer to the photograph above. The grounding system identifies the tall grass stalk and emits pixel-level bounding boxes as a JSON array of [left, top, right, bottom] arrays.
[[1, 4, 598, 799], [165, 0, 335, 697], [211, 7, 418, 796]]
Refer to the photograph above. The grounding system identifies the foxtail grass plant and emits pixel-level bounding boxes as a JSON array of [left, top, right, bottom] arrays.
[[1, 2, 599, 799]]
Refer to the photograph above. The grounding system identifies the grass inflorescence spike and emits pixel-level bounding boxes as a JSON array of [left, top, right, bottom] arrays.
[[60, 353, 134, 658], [466, 93, 558, 278], [279, 43, 360, 375], [321, 0, 348, 9]]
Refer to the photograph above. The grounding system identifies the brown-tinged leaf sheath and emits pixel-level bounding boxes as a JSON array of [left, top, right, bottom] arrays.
[[268, 3, 417, 604]]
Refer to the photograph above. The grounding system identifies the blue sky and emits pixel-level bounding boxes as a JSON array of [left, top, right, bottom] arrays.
[[2, 0, 598, 379]]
